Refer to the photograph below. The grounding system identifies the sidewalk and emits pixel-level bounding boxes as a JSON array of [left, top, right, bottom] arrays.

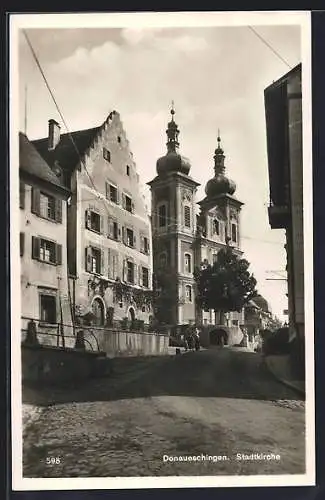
[[264, 354, 305, 396]]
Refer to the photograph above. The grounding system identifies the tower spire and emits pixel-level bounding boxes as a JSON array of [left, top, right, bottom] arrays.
[[214, 129, 225, 175], [166, 101, 179, 153]]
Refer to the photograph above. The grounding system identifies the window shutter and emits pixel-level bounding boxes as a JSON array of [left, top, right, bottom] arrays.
[[31, 236, 40, 259], [122, 226, 126, 244], [113, 252, 118, 279], [133, 233, 137, 248], [20, 232, 25, 257], [107, 248, 112, 278], [56, 244, 62, 265], [100, 214, 104, 235], [55, 198, 62, 223], [138, 266, 143, 286], [147, 242, 150, 255], [100, 248, 105, 275], [133, 263, 137, 285], [140, 236, 144, 253], [121, 193, 126, 209], [105, 182, 109, 199], [31, 188, 40, 215], [107, 218, 112, 238], [122, 259, 127, 282], [85, 209, 91, 229], [116, 189, 120, 205], [19, 181, 25, 209], [85, 246, 92, 272], [131, 202, 135, 214]]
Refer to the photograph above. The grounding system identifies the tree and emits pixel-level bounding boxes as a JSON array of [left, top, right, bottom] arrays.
[[194, 246, 258, 325]]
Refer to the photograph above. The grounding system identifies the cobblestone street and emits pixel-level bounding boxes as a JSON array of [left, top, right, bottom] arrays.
[[23, 348, 305, 477]]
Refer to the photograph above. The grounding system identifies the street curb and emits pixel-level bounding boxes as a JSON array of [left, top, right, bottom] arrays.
[[262, 355, 305, 397]]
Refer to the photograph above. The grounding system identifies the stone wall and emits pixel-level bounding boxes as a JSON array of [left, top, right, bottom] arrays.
[[82, 328, 169, 357], [22, 344, 106, 385]]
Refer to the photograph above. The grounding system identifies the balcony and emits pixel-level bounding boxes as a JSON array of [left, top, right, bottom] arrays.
[[268, 204, 290, 229]]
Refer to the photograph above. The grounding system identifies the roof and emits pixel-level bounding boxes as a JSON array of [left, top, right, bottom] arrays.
[[19, 132, 68, 191], [264, 62, 301, 93], [32, 126, 101, 171]]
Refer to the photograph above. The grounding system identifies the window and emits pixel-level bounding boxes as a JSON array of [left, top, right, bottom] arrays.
[[142, 267, 149, 288], [117, 136, 121, 143], [107, 184, 118, 204], [40, 192, 56, 220], [185, 285, 192, 303], [125, 195, 133, 213], [126, 228, 134, 247], [40, 294, 57, 324], [144, 237, 149, 254], [231, 223, 237, 242], [103, 148, 111, 162], [158, 204, 167, 227], [32, 237, 62, 265], [184, 253, 192, 273], [113, 221, 119, 240], [212, 253, 218, 264], [20, 232, 25, 257], [159, 252, 167, 268], [31, 188, 62, 223], [232, 319, 239, 326], [127, 261, 135, 284], [213, 219, 220, 235], [20, 181, 25, 209], [85, 246, 101, 274], [85, 209, 101, 233], [40, 239, 56, 263], [126, 165, 130, 176], [184, 206, 191, 227]]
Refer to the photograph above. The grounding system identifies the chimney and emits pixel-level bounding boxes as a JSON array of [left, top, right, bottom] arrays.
[[48, 119, 61, 151]]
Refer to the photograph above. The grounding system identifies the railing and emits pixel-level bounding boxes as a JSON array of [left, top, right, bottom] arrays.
[[21, 316, 100, 351], [21, 316, 169, 353], [21, 328, 95, 351]]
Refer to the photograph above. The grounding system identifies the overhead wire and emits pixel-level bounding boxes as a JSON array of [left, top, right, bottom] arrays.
[[247, 26, 293, 70]]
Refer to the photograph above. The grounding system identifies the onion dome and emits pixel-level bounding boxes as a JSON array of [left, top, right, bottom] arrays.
[[156, 104, 191, 176], [205, 132, 236, 198]]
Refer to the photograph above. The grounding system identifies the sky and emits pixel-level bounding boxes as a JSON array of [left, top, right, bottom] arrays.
[[17, 19, 302, 322]]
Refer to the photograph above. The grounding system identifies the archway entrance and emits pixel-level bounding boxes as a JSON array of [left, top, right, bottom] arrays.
[[128, 307, 136, 330], [210, 328, 228, 347], [92, 297, 105, 326]]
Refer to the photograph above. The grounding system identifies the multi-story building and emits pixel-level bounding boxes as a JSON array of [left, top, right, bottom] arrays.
[[33, 112, 152, 329], [264, 63, 304, 347], [148, 107, 244, 330], [19, 132, 72, 337]]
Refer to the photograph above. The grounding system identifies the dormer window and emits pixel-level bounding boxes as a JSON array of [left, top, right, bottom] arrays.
[[103, 148, 111, 162]]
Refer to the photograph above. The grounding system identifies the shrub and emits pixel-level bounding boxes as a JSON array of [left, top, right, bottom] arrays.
[[263, 327, 290, 355]]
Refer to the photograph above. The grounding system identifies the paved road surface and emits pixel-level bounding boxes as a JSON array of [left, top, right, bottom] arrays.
[[23, 347, 305, 477]]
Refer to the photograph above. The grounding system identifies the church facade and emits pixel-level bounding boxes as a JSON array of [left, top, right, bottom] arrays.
[[148, 108, 245, 329]]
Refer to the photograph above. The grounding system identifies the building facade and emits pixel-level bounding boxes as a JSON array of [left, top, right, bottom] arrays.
[[264, 64, 304, 344], [19, 132, 72, 337], [148, 108, 244, 328], [33, 112, 153, 329]]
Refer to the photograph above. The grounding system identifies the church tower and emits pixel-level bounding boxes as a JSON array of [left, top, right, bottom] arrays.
[[148, 106, 200, 325], [196, 133, 244, 326]]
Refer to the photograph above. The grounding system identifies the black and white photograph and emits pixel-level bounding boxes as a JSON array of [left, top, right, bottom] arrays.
[[10, 11, 314, 489]]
